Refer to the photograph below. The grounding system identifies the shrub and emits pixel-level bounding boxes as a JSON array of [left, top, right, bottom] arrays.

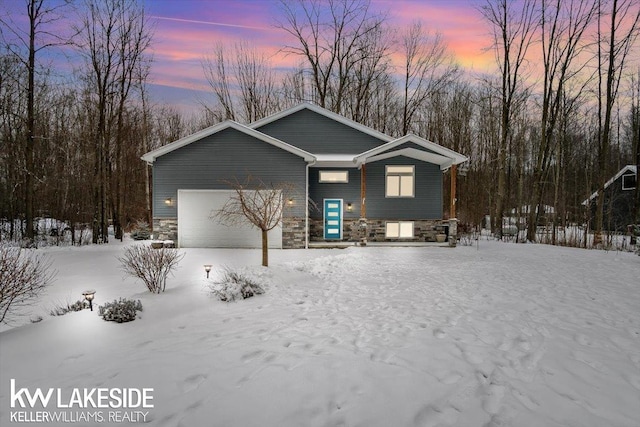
[[210, 267, 265, 302], [119, 245, 184, 293], [0, 245, 56, 324], [50, 300, 89, 316], [99, 298, 143, 323], [130, 221, 151, 241]]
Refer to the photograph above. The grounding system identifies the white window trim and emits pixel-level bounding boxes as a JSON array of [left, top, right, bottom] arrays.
[[385, 165, 415, 198], [622, 173, 637, 190], [319, 170, 349, 183], [385, 221, 414, 239]]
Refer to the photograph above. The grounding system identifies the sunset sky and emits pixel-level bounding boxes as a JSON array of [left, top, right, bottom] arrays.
[[142, 0, 494, 113], [1, 0, 496, 113]]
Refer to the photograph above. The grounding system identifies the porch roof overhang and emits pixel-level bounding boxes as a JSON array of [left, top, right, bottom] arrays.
[[313, 154, 359, 168], [141, 120, 316, 164], [362, 148, 456, 170], [354, 134, 468, 170]]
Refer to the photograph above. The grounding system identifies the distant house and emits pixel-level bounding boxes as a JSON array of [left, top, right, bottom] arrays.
[[141, 103, 468, 248], [582, 165, 638, 231]]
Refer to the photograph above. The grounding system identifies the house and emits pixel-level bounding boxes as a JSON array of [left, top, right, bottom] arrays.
[[141, 103, 468, 249], [582, 165, 638, 232]]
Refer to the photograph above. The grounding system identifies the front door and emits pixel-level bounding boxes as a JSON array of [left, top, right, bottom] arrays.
[[323, 199, 343, 240]]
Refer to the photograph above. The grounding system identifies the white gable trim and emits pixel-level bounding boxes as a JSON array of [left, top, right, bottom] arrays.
[[582, 165, 638, 205], [365, 148, 454, 170], [248, 102, 393, 143], [355, 134, 468, 166], [141, 121, 316, 163]]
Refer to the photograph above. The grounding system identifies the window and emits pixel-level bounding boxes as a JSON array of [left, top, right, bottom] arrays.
[[319, 170, 348, 183], [386, 165, 414, 197], [386, 221, 414, 238], [622, 173, 637, 190]]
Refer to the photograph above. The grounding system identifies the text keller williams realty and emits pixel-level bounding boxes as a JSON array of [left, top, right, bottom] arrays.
[[9, 379, 153, 424]]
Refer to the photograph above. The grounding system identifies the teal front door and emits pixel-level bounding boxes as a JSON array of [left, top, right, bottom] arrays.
[[323, 199, 343, 240]]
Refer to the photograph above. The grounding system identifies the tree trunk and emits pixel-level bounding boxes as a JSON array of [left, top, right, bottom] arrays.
[[261, 229, 268, 267], [25, 0, 37, 245]]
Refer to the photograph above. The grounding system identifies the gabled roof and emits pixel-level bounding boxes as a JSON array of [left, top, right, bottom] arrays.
[[354, 134, 468, 169], [249, 102, 393, 143], [582, 165, 637, 205], [141, 120, 316, 164]]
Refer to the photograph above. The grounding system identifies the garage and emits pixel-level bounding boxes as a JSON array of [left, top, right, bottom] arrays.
[[177, 190, 282, 248]]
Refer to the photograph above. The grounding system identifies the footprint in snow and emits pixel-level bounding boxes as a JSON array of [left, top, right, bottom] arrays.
[[574, 333, 591, 346], [413, 404, 458, 427], [182, 374, 207, 393], [433, 328, 446, 339], [482, 383, 506, 415], [438, 372, 463, 385], [627, 374, 640, 390], [463, 350, 483, 364], [241, 350, 263, 363], [512, 388, 539, 410]]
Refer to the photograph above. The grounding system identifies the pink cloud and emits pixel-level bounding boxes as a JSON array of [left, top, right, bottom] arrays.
[[147, 0, 498, 104]]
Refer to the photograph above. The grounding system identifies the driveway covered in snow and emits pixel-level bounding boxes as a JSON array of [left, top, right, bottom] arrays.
[[1, 241, 639, 426]]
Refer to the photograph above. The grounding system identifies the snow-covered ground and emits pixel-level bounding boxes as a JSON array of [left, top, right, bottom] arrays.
[[1, 240, 639, 427]]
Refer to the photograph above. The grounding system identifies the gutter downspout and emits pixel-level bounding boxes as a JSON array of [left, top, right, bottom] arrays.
[[305, 159, 316, 249]]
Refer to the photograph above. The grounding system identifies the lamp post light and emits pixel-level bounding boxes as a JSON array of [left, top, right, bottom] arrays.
[[204, 264, 212, 279], [82, 290, 96, 311]]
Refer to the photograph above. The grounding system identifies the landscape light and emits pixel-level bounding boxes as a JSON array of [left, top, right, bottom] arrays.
[[204, 264, 212, 279], [82, 290, 96, 311]]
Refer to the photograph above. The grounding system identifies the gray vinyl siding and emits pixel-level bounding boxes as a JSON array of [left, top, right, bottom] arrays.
[[309, 168, 362, 219], [365, 157, 442, 219], [153, 127, 307, 218], [255, 108, 386, 154]]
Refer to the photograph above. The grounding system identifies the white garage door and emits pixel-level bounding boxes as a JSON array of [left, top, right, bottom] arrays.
[[177, 190, 282, 248]]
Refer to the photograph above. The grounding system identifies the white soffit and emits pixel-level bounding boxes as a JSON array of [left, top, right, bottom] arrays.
[[313, 154, 358, 167], [364, 148, 454, 170], [355, 134, 468, 166]]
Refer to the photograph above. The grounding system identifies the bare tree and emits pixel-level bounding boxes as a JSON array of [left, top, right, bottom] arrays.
[[0, 0, 75, 245], [527, 0, 598, 242], [593, 0, 640, 244], [0, 245, 56, 323], [202, 44, 236, 121], [75, 0, 152, 243], [480, 0, 537, 237], [275, 0, 388, 114], [212, 177, 294, 267], [400, 21, 458, 135], [202, 41, 281, 123], [630, 70, 640, 228]]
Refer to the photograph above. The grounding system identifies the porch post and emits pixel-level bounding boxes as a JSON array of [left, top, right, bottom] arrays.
[[449, 164, 458, 247], [450, 164, 457, 219], [360, 164, 367, 217], [360, 164, 367, 245]]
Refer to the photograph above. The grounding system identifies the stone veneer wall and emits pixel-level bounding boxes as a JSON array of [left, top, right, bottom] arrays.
[[153, 216, 306, 249], [153, 217, 177, 241], [153, 216, 453, 248], [282, 217, 306, 249], [309, 218, 451, 243]]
